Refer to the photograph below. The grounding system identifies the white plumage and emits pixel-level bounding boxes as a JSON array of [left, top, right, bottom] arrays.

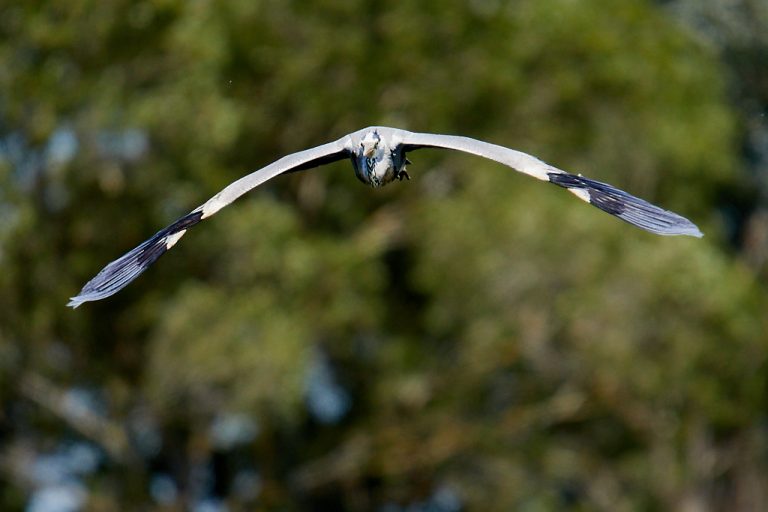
[[68, 126, 702, 308]]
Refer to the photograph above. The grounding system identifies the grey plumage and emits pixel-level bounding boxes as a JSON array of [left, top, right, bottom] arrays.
[[68, 126, 702, 308]]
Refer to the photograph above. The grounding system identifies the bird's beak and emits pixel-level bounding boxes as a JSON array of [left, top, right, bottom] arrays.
[[363, 145, 375, 158]]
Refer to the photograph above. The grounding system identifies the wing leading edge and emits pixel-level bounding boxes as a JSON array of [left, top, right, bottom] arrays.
[[68, 139, 349, 308], [401, 131, 702, 237]]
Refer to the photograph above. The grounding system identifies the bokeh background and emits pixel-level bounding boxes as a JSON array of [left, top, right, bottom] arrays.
[[2, 0, 768, 510]]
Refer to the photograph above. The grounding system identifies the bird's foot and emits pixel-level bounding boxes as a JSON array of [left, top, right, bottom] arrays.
[[397, 169, 410, 181]]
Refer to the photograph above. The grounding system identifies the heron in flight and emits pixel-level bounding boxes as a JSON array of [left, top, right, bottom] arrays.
[[68, 126, 702, 308]]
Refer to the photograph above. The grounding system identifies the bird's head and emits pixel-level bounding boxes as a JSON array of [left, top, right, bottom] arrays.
[[360, 130, 381, 158]]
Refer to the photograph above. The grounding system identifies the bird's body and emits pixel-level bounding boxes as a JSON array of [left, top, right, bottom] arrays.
[[68, 126, 702, 308], [350, 128, 410, 187]]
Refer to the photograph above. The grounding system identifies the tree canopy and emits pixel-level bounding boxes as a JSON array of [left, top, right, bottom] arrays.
[[2, 0, 767, 510]]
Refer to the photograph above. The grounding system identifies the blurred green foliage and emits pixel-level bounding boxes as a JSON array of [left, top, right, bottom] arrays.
[[1, 0, 767, 510]]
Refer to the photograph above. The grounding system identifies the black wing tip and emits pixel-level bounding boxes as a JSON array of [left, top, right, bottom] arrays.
[[67, 293, 109, 309], [639, 215, 703, 238], [67, 296, 89, 309], [66, 237, 167, 308], [67, 210, 204, 308], [548, 172, 703, 238]]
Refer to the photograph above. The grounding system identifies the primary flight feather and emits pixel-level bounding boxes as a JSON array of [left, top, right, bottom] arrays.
[[68, 126, 702, 308]]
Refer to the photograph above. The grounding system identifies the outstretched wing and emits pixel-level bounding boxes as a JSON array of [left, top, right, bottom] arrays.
[[400, 131, 702, 238], [68, 138, 350, 308]]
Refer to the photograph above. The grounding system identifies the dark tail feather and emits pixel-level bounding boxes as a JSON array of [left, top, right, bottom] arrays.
[[67, 210, 204, 308], [547, 172, 703, 237]]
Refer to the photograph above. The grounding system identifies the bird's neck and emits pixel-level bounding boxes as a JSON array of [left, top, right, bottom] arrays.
[[364, 149, 393, 188]]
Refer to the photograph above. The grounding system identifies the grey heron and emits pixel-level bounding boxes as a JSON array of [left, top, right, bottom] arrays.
[[68, 126, 702, 308]]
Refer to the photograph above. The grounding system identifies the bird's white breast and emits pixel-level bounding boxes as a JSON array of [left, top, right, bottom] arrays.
[[371, 146, 394, 181], [358, 145, 396, 187]]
